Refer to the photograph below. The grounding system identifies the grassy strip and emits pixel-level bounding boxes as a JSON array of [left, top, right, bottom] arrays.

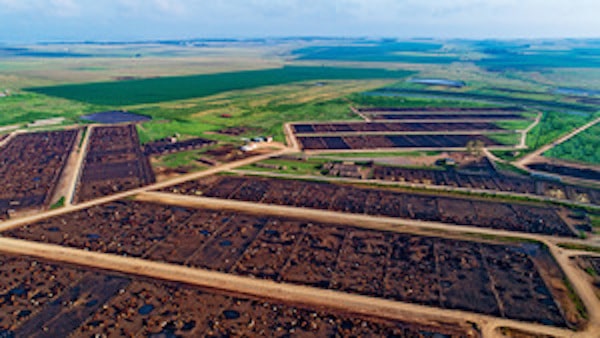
[[557, 243, 600, 254], [49, 197, 65, 210], [563, 277, 589, 320]]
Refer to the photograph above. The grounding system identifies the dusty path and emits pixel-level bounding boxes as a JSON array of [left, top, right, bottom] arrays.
[[518, 112, 542, 149], [0, 130, 18, 148], [50, 127, 86, 206], [516, 116, 600, 168], [550, 244, 600, 334], [63, 125, 93, 206], [349, 105, 372, 121], [283, 122, 301, 151], [0, 237, 582, 338]]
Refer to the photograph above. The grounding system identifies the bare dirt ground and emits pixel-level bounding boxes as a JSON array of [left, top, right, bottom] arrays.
[[1, 128, 599, 337], [49, 127, 84, 206], [0, 237, 581, 338]]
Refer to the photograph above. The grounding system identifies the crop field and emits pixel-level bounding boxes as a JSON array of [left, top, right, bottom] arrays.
[[74, 125, 155, 203], [527, 162, 600, 182], [26, 66, 412, 106], [292, 121, 506, 134], [163, 175, 576, 236], [0, 254, 474, 337], [0, 130, 78, 219], [297, 134, 505, 150], [544, 124, 600, 165], [373, 165, 600, 206], [4, 200, 584, 328]]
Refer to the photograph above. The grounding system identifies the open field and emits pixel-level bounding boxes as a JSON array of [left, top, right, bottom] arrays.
[[0, 253, 475, 337], [544, 124, 600, 165], [0, 92, 101, 127], [3, 200, 585, 328], [161, 175, 578, 237], [27, 66, 413, 106], [0, 130, 79, 219]]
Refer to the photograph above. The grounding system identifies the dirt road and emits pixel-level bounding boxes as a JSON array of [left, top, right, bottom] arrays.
[[50, 127, 86, 206], [518, 112, 542, 149], [62, 125, 93, 206]]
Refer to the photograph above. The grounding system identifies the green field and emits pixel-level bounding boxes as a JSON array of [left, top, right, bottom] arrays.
[[526, 111, 594, 150], [544, 124, 600, 165], [26, 66, 413, 106], [0, 92, 101, 126], [292, 43, 459, 64]]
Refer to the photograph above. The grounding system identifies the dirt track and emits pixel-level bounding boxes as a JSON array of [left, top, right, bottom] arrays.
[[50, 128, 85, 206]]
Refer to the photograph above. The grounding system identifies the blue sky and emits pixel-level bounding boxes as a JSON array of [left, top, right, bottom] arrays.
[[0, 0, 598, 42]]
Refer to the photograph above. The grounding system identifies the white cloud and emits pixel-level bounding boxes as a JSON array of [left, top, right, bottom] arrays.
[[0, 0, 599, 41]]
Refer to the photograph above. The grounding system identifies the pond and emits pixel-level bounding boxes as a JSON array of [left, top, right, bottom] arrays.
[[80, 111, 151, 124], [409, 78, 466, 88], [553, 87, 600, 97]]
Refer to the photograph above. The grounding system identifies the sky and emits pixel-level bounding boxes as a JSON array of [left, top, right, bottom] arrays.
[[0, 0, 598, 42]]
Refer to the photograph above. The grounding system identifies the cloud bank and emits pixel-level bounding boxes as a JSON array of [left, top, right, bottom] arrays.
[[0, 0, 597, 42]]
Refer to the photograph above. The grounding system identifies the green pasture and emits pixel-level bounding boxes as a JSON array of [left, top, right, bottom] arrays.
[[544, 124, 600, 165], [26, 66, 413, 106]]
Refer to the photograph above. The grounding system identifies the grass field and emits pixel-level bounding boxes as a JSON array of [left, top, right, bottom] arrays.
[[526, 111, 595, 150], [544, 123, 600, 165], [26, 66, 413, 106], [134, 79, 390, 143], [0, 91, 101, 126]]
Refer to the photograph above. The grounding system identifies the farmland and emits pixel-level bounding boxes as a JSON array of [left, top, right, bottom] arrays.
[[162, 175, 578, 237], [26, 66, 413, 106], [0, 253, 474, 337], [5, 200, 584, 328], [74, 125, 155, 202], [0, 130, 79, 218]]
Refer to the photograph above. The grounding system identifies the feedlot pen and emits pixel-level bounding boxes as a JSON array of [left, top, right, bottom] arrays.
[[3, 200, 584, 329]]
